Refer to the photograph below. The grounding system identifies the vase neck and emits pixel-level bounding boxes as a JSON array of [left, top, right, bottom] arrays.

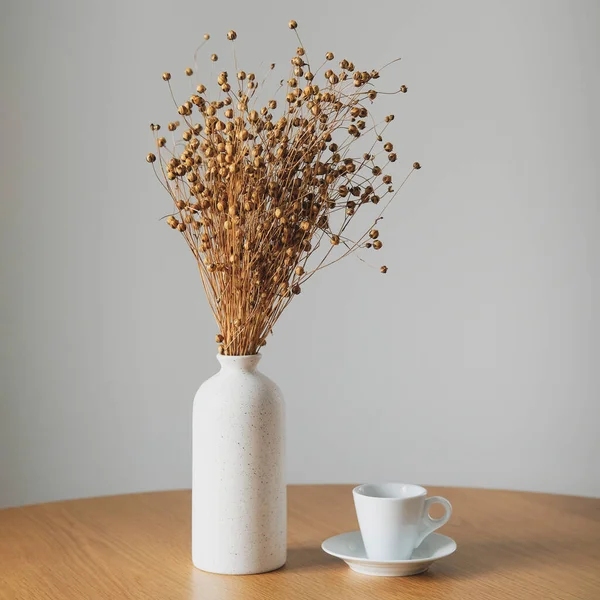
[[217, 354, 261, 373]]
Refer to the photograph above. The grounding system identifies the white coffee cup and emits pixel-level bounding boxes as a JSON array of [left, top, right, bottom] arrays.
[[353, 483, 452, 560]]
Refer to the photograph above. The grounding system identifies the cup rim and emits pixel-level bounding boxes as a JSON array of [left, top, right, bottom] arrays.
[[353, 483, 427, 500]]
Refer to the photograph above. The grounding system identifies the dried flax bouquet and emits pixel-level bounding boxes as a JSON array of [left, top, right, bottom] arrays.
[[147, 21, 420, 356]]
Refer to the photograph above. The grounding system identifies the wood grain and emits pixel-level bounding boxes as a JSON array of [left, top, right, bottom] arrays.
[[0, 485, 599, 599]]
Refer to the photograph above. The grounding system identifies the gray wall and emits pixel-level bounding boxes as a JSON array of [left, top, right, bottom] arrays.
[[1, 0, 599, 508]]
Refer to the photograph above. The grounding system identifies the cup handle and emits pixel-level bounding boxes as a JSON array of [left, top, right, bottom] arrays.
[[415, 496, 452, 548]]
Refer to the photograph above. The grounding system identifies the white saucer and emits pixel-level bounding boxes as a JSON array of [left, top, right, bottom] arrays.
[[321, 531, 457, 576]]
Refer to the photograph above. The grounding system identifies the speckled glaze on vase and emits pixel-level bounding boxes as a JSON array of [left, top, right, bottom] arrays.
[[192, 354, 286, 574]]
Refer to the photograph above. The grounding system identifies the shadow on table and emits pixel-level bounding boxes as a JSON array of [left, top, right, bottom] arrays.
[[282, 546, 339, 572]]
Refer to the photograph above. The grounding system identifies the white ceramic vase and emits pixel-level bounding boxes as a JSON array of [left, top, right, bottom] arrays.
[[192, 354, 286, 574]]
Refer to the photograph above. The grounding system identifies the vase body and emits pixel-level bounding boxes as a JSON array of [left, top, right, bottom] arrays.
[[192, 354, 286, 574]]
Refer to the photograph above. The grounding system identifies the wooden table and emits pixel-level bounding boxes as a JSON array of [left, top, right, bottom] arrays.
[[1, 485, 599, 599]]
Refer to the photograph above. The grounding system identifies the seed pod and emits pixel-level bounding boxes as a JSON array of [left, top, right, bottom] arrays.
[[227, 30, 237, 40], [162, 72, 171, 81], [388, 153, 397, 162], [413, 162, 421, 169], [295, 266, 305, 276], [185, 67, 193, 76], [380, 266, 388, 274], [373, 240, 383, 250], [369, 229, 379, 239], [400, 85, 407, 93], [325, 52, 334, 60], [215, 334, 224, 343], [289, 20, 298, 29], [210, 54, 218, 62], [157, 137, 166, 147], [146, 153, 156, 163], [292, 284, 301, 295], [331, 235, 340, 245], [384, 142, 393, 152]]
